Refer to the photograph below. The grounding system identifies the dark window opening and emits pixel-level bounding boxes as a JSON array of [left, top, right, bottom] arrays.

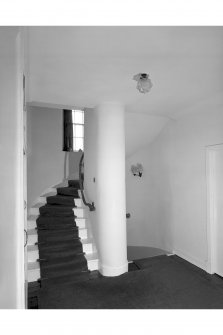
[[63, 109, 84, 152]]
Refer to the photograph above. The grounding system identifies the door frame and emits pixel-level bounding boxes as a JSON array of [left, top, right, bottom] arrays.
[[16, 27, 27, 308], [206, 143, 223, 274]]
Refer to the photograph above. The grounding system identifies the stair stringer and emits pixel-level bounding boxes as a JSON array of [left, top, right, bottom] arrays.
[[77, 189, 99, 255]]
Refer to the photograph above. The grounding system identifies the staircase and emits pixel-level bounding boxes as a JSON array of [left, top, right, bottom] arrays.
[[27, 179, 99, 289]]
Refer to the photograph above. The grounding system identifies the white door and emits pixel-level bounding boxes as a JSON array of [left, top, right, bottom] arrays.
[[214, 146, 223, 277]]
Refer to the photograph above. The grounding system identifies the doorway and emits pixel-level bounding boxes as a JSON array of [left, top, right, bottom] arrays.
[[207, 144, 223, 277]]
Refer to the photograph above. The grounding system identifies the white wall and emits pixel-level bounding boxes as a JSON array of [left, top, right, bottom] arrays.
[[0, 28, 24, 308], [125, 113, 168, 157], [126, 127, 174, 251], [27, 107, 65, 208], [127, 106, 223, 271]]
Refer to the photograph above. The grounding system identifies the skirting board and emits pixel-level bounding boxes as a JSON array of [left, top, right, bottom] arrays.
[[173, 248, 209, 273]]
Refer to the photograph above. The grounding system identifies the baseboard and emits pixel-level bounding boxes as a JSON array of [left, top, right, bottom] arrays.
[[173, 248, 208, 272], [99, 262, 128, 277]]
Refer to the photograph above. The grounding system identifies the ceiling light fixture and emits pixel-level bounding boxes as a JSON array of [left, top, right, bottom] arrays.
[[133, 73, 153, 94]]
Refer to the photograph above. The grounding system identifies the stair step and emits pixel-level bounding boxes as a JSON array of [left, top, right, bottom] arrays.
[[68, 180, 80, 188], [28, 229, 38, 245], [57, 187, 80, 197], [47, 195, 78, 206], [39, 205, 76, 217], [75, 218, 86, 228], [40, 258, 88, 278], [28, 251, 98, 283], [27, 227, 87, 246], [73, 207, 85, 218], [39, 252, 86, 265], [81, 239, 93, 254], [28, 262, 40, 282], [38, 229, 80, 243], [38, 239, 83, 251], [28, 217, 87, 234], [36, 216, 77, 229], [85, 253, 99, 271], [27, 215, 39, 229], [27, 245, 39, 262]]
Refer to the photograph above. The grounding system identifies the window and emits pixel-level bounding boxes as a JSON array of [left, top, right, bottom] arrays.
[[63, 109, 84, 152]]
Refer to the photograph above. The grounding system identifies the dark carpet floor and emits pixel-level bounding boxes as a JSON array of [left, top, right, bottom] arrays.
[[38, 255, 223, 309]]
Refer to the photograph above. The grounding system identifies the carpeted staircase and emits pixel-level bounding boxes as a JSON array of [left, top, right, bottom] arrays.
[[36, 180, 92, 287], [27, 177, 100, 308]]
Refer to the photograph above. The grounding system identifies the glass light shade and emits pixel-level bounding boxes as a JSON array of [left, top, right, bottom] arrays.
[[133, 73, 153, 94]]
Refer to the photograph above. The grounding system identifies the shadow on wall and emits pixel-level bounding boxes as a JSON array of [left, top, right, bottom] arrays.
[[67, 151, 83, 179]]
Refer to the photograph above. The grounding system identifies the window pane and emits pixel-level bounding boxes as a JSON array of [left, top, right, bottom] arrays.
[[74, 124, 84, 137], [74, 138, 84, 151], [73, 110, 84, 124]]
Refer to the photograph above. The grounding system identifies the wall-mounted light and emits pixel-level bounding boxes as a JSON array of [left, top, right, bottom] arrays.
[[131, 163, 143, 177], [133, 73, 153, 94]]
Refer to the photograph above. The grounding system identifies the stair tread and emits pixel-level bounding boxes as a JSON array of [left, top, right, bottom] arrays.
[[28, 215, 38, 221], [28, 245, 38, 252], [28, 228, 37, 235], [81, 238, 93, 244], [28, 262, 39, 271], [40, 257, 87, 270]]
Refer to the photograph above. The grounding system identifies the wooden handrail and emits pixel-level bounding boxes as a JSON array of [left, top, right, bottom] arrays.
[[79, 152, 96, 211]]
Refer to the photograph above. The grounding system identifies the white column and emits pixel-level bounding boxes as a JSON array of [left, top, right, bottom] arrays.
[[95, 102, 128, 276]]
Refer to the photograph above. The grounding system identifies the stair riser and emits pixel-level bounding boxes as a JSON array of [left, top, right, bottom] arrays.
[[73, 208, 84, 217], [28, 249, 39, 262], [28, 234, 38, 245], [28, 268, 40, 283], [75, 218, 86, 228], [28, 220, 37, 230], [87, 259, 99, 271], [83, 243, 93, 254]]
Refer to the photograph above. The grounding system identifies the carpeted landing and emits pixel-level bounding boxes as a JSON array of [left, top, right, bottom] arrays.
[[38, 255, 223, 309]]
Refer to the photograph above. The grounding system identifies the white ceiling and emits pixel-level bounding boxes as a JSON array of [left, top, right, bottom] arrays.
[[28, 26, 223, 119]]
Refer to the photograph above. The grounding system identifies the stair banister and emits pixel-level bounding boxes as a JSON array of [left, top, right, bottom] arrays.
[[79, 152, 96, 211]]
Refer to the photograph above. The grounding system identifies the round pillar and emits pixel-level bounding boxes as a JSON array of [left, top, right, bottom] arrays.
[[95, 102, 128, 276]]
